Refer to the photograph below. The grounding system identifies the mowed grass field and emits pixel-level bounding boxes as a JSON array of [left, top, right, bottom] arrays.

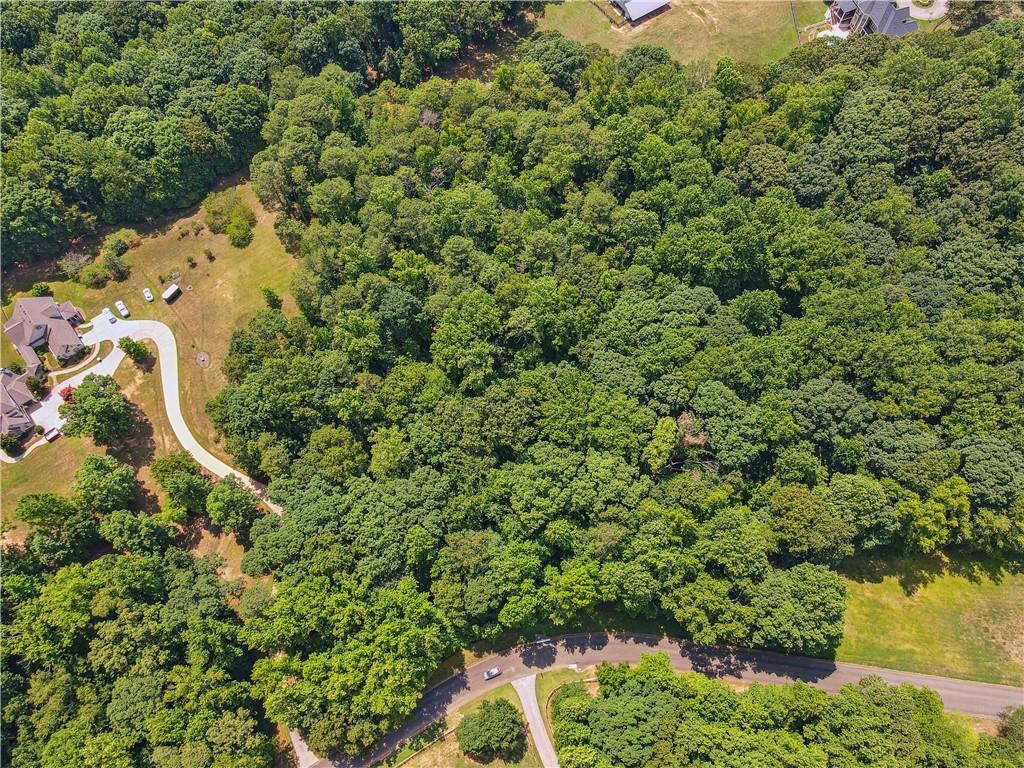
[[838, 555, 1024, 686], [1, 180, 295, 465], [537, 0, 828, 66]]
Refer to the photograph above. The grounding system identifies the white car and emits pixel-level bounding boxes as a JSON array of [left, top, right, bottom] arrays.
[[142, 287, 154, 302], [483, 667, 502, 681], [115, 300, 130, 318], [103, 307, 117, 323]]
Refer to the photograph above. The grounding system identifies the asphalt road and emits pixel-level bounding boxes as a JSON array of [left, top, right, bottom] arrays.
[[311, 633, 1024, 768]]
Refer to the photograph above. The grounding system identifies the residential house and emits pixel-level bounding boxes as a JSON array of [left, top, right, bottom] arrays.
[[827, 0, 918, 36], [611, 0, 671, 23], [3, 296, 85, 376], [1, 369, 37, 436]]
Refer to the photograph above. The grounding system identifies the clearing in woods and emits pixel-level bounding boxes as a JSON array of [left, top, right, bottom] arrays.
[[538, 0, 828, 66]]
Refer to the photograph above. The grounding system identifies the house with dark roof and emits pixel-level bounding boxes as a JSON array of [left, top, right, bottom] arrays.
[[827, 0, 918, 36], [611, 0, 670, 23], [3, 297, 85, 376], [1, 369, 37, 436]]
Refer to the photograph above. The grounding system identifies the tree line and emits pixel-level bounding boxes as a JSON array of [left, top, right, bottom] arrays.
[[1, 0, 527, 263], [551, 653, 1024, 768]]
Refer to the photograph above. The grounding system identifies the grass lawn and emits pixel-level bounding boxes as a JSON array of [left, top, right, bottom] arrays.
[[537, 0, 827, 66], [1, 180, 296, 465], [1, 340, 257, 579], [838, 554, 1024, 686], [1, 346, 178, 539], [1, 437, 102, 543], [390, 684, 543, 768]]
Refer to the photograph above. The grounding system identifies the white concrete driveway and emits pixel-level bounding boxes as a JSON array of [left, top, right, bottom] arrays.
[[1, 311, 280, 513], [513, 674, 559, 768], [80, 313, 281, 512]]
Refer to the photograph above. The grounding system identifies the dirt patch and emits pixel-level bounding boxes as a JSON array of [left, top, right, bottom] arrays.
[[196, 351, 211, 368], [187, 524, 250, 585]]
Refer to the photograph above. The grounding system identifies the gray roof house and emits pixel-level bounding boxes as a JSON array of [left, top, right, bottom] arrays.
[[828, 0, 918, 36], [612, 0, 670, 23], [1, 369, 37, 436], [3, 297, 85, 376]]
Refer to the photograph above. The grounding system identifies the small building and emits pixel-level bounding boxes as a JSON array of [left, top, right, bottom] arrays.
[[612, 0, 670, 23], [1, 369, 37, 437], [161, 283, 181, 302], [3, 297, 84, 376], [827, 0, 918, 37]]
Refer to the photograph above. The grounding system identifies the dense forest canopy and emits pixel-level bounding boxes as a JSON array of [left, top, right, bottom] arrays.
[[3, 3, 1024, 767], [209, 18, 1023, 756], [552, 653, 1024, 767], [0, 0, 527, 262]]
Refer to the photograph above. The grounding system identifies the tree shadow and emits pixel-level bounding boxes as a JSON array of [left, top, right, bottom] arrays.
[[107, 407, 156, 468], [841, 551, 1023, 596], [176, 515, 207, 551], [135, 355, 156, 374]]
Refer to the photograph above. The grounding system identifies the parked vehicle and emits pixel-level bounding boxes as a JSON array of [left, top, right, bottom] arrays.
[[161, 283, 181, 302], [102, 307, 117, 323], [115, 300, 130, 317], [142, 287, 154, 302], [483, 667, 502, 681]]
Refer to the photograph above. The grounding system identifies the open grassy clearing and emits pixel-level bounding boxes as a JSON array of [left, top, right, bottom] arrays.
[[1, 180, 296, 465], [394, 684, 543, 768], [538, 0, 827, 66], [838, 554, 1024, 686]]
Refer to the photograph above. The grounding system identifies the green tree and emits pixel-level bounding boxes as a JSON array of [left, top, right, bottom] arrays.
[[117, 336, 149, 362], [456, 699, 525, 759], [72, 455, 136, 514], [151, 452, 211, 514], [206, 476, 261, 535], [59, 375, 133, 444], [751, 564, 846, 655]]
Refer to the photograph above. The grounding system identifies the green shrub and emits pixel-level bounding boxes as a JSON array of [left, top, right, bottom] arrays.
[[205, 189, 255, 248], [1, 433, 25, 455], [79, 262, 109, 288], [25, 376, 47, 399], [29, 282, 51, 297], [102, 228, 139, 259]]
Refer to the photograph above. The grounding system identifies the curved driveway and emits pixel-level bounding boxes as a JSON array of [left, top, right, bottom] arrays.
[[313, 633, 1023, 768], [78, 314, 281, 512]]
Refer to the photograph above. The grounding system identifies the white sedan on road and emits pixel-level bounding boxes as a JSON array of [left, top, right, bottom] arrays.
[[115, 300, 130, 318]]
